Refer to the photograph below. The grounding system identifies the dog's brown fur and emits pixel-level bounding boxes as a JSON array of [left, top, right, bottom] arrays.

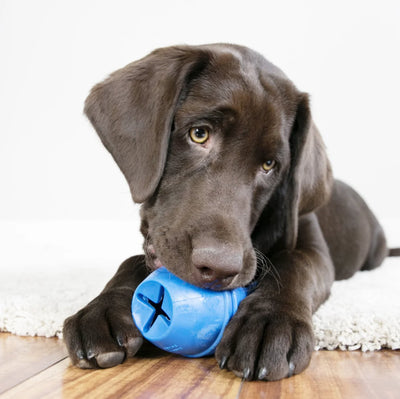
[[63, 44, 390, 380]]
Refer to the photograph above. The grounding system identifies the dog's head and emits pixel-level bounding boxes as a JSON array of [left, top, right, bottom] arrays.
[[85, 44, 332, 289]]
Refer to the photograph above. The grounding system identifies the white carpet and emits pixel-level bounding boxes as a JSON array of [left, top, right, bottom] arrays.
[[313, 257, 400, 351], [1, 220, 399, 352]]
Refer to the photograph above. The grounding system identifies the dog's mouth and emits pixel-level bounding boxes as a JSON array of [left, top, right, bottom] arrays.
[[145, 244, 163, 270], [198, 275, 236, 290]]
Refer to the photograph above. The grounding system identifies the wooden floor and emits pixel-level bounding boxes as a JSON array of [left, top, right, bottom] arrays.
[[0, 333, 399, 399]]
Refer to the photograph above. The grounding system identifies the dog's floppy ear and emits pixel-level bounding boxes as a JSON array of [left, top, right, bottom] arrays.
[[84, 46, 208, 203], [284, 93, 333, 248]]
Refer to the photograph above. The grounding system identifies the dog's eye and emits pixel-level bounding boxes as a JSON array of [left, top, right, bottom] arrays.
[[262, 160, 276, 173], [189, 127, 210, 144]]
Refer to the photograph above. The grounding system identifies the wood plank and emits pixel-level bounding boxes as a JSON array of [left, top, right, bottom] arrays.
[[1, 332, 399, 399], [0, 333, 67, 394], [239, 350, 400, 399], [1, 349, 241, 399]]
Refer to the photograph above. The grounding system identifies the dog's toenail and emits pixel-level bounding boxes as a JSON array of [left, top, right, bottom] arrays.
[[219, 356, 228, 369], [243, 367, 251, 380], [258, 367, 268, 380]]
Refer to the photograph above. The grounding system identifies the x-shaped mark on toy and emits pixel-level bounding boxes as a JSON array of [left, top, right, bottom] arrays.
[[137, 286, 171, 332]]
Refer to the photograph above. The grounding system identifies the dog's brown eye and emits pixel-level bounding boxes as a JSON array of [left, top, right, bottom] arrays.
[[262, 160, 275, 172], [189, 127, 210, 144]]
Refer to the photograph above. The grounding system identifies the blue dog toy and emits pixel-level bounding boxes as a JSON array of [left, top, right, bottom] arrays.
[[131, 267, 249, 357]]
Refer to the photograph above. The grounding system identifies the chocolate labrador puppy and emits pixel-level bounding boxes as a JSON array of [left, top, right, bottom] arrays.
[[63, 44, 398, 381]]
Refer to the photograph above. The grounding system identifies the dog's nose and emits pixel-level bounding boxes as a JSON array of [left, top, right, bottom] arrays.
[[191, 244, 242, 287]]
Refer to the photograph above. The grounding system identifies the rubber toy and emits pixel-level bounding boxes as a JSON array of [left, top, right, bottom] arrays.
[[131, 266, 249, 357]]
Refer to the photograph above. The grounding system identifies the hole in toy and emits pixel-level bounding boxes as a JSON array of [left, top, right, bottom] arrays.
[[141, 286, 171, 332]]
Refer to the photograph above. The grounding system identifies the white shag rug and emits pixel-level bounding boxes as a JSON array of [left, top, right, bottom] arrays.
[[0, 220, 399, 352], [312, 257, 400, 351]]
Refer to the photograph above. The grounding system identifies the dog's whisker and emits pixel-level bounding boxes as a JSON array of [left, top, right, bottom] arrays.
[[253, 248, 282, 291]]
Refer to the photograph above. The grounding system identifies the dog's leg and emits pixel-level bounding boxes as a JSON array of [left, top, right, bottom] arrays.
[[216, 213, 335, 381], [63, 255, 149, 368]]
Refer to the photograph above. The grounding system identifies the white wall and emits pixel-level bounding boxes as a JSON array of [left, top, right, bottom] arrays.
[[1, 0, 400, 266]]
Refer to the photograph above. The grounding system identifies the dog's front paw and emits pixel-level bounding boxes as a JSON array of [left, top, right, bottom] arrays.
[[215, 297, 314, 381], [63, 290, 143, 369]]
